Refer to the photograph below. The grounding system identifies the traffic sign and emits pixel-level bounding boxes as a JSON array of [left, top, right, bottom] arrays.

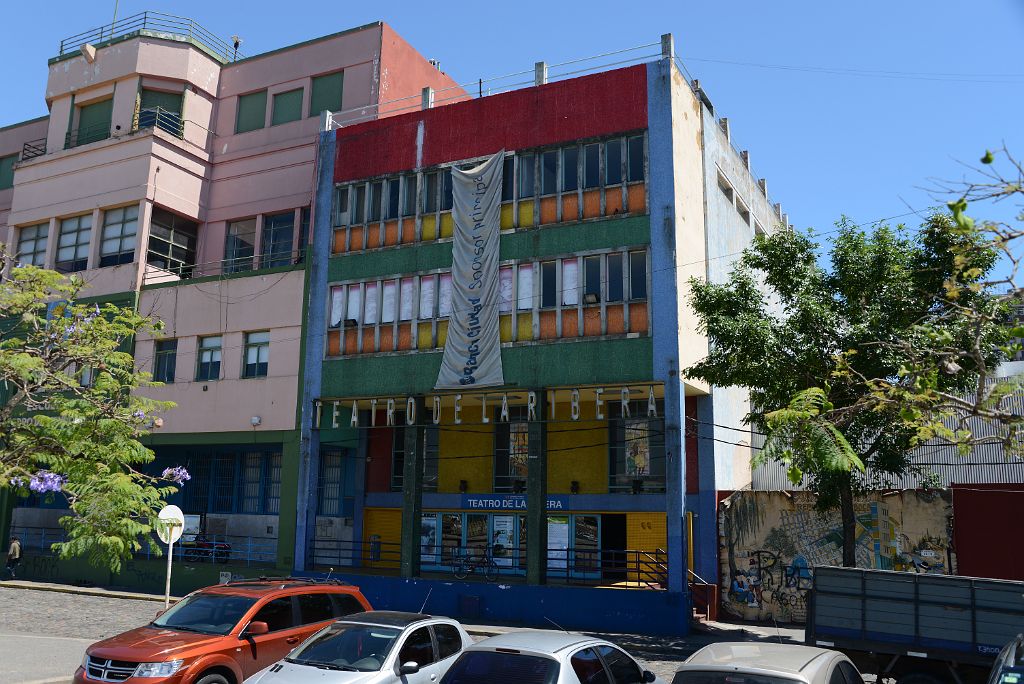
[[156, 505, 184, 544]]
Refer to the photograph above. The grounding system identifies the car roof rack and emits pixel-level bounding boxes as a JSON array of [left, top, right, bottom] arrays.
[[224, 576, 351, 586]]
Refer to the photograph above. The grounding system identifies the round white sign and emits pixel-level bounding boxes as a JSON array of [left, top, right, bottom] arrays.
[[156, 505, 185, 544]]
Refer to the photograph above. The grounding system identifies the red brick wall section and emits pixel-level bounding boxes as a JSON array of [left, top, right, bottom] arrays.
[[335, 64, 648, 183], [952, 483, 1024, 581]]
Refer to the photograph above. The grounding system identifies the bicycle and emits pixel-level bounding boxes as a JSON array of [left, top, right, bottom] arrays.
[[452, 545, 501, 582]]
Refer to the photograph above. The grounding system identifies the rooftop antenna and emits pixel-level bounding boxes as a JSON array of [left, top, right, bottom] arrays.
[[544, 616, 568, 632], [231, 35, 243, 61], [419, 588, 433, 614], [325, 567, 334, 581], [109, 0, 119, 41]]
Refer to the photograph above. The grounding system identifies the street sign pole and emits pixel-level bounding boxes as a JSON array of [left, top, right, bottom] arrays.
[[164, 530, 176, 609]]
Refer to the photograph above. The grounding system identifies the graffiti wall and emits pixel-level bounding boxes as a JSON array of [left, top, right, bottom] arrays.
[[719, 490, 954, 623]]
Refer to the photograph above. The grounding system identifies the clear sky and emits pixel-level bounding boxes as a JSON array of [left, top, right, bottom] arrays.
[[3, 0, 1021, 243]]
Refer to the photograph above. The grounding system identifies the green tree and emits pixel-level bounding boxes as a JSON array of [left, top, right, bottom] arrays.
[[0, 261, 181, 572], [686, 215, 998, 566]]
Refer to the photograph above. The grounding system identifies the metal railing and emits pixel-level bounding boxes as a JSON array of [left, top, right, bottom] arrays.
[[13, 526, 276, 567], [65, 122, 111, 149], [21, 138, 46, 161], [133, 107, 184, 138], [142, 247, 307, 286], [57, 11, 243, 62]]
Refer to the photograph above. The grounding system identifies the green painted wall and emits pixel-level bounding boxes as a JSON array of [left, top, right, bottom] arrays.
[[327, 215, 651, 282], [321, 337, 653, 397]]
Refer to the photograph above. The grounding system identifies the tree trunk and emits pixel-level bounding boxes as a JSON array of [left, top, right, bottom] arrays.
[[839, 477, 857, 567]]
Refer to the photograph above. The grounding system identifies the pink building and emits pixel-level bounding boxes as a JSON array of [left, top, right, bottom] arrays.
[[2, 12, 463, 566]]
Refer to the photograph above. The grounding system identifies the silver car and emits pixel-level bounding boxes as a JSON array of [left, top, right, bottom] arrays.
[[244, 611, 473, 684], [440, 630, 666, 684], [672, 642, 865, 684]]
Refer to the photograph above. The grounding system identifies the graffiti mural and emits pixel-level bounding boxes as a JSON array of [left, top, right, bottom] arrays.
[[719, 490, 954, 623]]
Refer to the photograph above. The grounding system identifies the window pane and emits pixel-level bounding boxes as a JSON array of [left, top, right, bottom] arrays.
[[499, 266, 514, 313], [441, 169, 454, 211], [443, 652, 560, 684], [261, 212, 294, 268], [562, 259, 579, 306], [236, 90, 267, 134], [399, 277, 415, 321], [298, 593, 334, 625], [562, 147, 579, 192], [364, 282, 380, 325], [226, 218, 257, 273], [347, 286, 362, 325], [154, 339, 177, 384], [252, 597, 293, 632], [369, 181, 383, 222], [398, 627, 435, 667], [401, 175, 417, 217], [386, 178, 401, 220], [0, 154, 16, 190], [605, 139, 623, 185], [434, 624, 463, 661], [501, 156, 515, 201], [596, 646, 642, 684], [419, 276, 435, 319], [310, 71, 344, 117], [630, 251, 647, 300], [627, 135, 644, 182], [584, 256, 601, 299], [423, 172, 438, 213], [271, 88, 303, 126], [541, 151, 557, 195], [329, 286, 345, 327], [570, 648, 610, 684], [584, 144, 600, 189], [17, 223, 48, 267], [519, 154, 535, 198], [517, 264, 534, 310], [333, 187, 349, 227], [438, 273, 453, 317], [353, 185, 366, 224], [607, 253, 624, 302], [540, 261, 557, 309], [382, 280, 397, 324]]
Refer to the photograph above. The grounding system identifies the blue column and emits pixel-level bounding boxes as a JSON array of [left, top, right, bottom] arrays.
[[695, 395, 719, 583], [294, 129, 335, 571]]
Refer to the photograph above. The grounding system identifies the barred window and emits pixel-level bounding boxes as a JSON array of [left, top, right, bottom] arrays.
[[56, 214, 92, 273], [17, 223, 48, 267]]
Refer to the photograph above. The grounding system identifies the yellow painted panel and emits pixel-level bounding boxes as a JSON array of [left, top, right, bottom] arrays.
[[437, 319, 449, 346], [499, 314, 512, 342], [362, 507, 402, 568], [421, 214, 437, 240], [500, 203, 514, 230], [517, 200, 535, 228], [417, 322, 433, 350], [626, 512, 667, 551], [439, 212, 454, 238], [516, 313, 533, 341], [438, 424, 494, 493], [547, 400, 607, 494]]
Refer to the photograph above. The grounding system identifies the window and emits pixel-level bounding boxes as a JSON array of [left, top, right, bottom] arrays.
[[243, 331, 270, 378], [607, 253, 624, 302], [423, 172, 438, 213], [369, 181, 383, 222], [717, 172, 734, 203], [261, 211, 294, 268], [266, 452, 282, 514], [330, 594, 364, 617], [443, 651, 560, 684], [196, 336, 222, 381], [401, 175, 417, 217], [251, 597, 294, 632], [235, 90, 267, 134], [382, 280, 397, 324], [138, 89, 183, 136], [562, 259, 579, 306], [148, 208, 198, 277], [499, 267, 514, 312], [570, 648, 610, 684], [173, 448, 280, 515], [736, 198, 751, 225], [596, 645, 643, 684], [391, 419, 439, 492], [364, 282, 380, 324], [495, 407, 529, 492], [433, 623, 463, 660], [333, 187, 349, 227], [438, 274, 453, 317], [310, 71, 344, 117], [271, 88, 303, 126], [353, 185, 366, 224], [519, 153, 535, 198], [609, 400, 665, 493], [838, 661, 864, 684], [419, 276, 435, 319], [73, 99, 112, 146], [629, 251, 647, 300], [0, 154, 16, 190], [828, 666, 845, 684], [398, 627, 435, 667], [386, 178, 401, 220], [226, 218, 257, 273], [562, 146, 579, 192], [297, 593, 334, 625], [441, 169, 454, 211], [400, 278, 415, 320], [16, 223, 48, 267], [56, 214, 92, 273], [502, 156, 515, 201], [605, 140, 623, 185], [584, 144, 600, 189], [99, 205, 138, 267], [153, 339, 177, 383], [298, 207, 309, 264], [540, 260, 557, 309], [627, 135, 644, 182], [318, 448, 345, 516], [584, 255, 601, 303], [517, 264, 534, 310], [541, 150, 558, 195]]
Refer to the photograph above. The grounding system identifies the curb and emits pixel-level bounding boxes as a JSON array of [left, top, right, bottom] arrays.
[[0, 581, 175, 603]]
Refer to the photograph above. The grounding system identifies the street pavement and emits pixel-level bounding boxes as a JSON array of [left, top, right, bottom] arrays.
[[0, 580, 805, 683]]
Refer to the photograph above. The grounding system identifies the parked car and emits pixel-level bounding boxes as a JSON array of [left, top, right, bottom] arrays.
[[672, 643, 865, 684], [988, 634, 1024, 684], [440, 630, 664, 684], [74, 578, 371, 684], [243, 611, 473, 684]]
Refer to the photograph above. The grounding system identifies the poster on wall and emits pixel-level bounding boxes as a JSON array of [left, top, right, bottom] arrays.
[[548, 516, 570, 570], [420, 515, 438, 565], [435, 151, 505, 389], [492, 515, 515, 568]]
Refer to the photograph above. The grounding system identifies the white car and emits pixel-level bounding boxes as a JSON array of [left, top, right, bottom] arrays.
[[244, 611, 473, 684], [440, 630, 666, 684], [672, 643, 865, 684]]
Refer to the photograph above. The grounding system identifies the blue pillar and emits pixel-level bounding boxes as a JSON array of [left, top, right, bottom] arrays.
[[294, 128, 336, 571], [695, 395, 720, 583]]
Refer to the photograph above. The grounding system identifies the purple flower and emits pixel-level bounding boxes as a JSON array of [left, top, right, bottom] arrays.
[[133, 410, 147, 421], [161, 466, 191, 484], [9, 477, 25, 487], [29, 471, 66, 494]]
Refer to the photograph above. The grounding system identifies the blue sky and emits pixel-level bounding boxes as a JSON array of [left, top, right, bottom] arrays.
[[3, 0, 1022, 243]]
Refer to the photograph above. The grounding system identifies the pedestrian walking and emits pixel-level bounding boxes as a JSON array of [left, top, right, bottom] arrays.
[[5, 535, 21, 579]]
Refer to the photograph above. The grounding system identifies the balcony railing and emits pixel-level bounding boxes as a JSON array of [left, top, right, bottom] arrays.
[[65, 122, 111, 150], [21, 138, 47, 161], [133, 107, 184, 138], [56, 11, 243, 62]]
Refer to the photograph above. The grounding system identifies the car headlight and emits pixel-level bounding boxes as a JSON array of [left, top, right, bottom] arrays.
[[81, 652, 90, 670], [134, 660, 185, 678]]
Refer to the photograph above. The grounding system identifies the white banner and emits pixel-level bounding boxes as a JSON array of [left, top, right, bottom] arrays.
[[435, 151, 505, 389]]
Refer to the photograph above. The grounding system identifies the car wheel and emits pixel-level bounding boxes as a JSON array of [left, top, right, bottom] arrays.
[[194, 673, 231, 684]]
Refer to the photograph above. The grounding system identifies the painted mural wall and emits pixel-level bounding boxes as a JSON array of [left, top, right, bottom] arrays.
[[718, 489, 954, 623]]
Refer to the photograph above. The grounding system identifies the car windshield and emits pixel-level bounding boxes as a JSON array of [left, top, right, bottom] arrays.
[[441, 651, 560, 684], [286, 623, 402, 672], [151, 593, 257, 635], [673, 672, 803, 684]]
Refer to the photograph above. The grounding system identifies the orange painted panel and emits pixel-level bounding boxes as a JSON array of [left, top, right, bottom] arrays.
[[401, 219, 415, 244], [582, 189, 601, 219], [366, 225, 382, 249], [607, 304, 625, 333], [397, 324, 413, 350], [332, 229, 346, 254], [561, 194, 579, 223], [383, 220, 399, 246], [627, 183, 646, 213], [539, 197, 558, 225], [561, 309, 580, 337], [344, 329, 359, 355], [362, 328, 376, 352], [629, 302, 649, 333], [348, 226, 364, 252], [327, 330, 341, 356], [606, 188, 624, 216], [582, 306, 601, 336], [539, 310, 557, 339], [379, 326, 395, 352]]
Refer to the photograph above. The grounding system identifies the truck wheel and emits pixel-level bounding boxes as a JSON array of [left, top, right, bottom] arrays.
[[896, 673, 944, 684], [195, 673, 230, 684]]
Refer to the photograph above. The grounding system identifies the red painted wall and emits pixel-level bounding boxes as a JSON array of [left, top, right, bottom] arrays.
[[377, 23, 469, 117], [335, 64, 648, 183], [365, 412, 394, 493], [952, 483, 1024, 580], [685, 396, 699, 494]]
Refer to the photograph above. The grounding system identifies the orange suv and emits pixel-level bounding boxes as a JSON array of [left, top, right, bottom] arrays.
[[73, 578, 372, 684]]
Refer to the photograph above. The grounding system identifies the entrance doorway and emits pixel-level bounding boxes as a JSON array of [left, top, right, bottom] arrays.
[[601, 514, 628, 582]]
